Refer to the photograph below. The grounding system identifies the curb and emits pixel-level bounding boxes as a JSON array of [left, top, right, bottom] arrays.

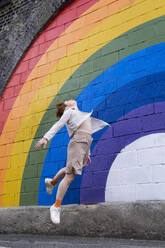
[[0, 202, 165, 240]]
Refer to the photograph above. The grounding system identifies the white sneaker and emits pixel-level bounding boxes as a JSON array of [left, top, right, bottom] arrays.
[[50, 205, 61, 224], [45, 178, 54, 195]]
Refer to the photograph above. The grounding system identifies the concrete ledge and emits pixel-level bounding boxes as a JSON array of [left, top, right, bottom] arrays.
[[0, 202, 165, 240]]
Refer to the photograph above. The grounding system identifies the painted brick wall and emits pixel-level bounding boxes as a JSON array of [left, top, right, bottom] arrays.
[[0, 0, 73, 95], [0, 0, 165, 207]]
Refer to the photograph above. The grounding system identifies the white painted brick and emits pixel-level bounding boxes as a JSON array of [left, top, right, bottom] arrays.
[[121, 143, 137, 152], [133, 134, 157, 150], [137, 147, 165, 165], [152, 164, 165, 183], [107, 169, 121, 186], [136, 183, 165, 201], [112, 150, 138, 169], [105, 185, 136, 202], [120, 166, 152, 185], [106, 134, 165, 202], [155, 133, 165, 146], [122, 134, 157, 153]]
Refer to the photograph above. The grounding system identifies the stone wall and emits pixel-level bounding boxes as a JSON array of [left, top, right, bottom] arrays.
[[0, 0, 73, 96], [0, 0, 165, 208]]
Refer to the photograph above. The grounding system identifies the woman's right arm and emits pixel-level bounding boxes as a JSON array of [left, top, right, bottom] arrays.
[[35, 108, 72, 149]]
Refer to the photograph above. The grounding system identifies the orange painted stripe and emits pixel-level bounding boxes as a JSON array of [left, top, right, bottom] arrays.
[[0, 0, 135, 205], [0, 0, 98, 135]]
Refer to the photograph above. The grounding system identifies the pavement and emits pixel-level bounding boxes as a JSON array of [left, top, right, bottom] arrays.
[[0, 235, 165, 248]]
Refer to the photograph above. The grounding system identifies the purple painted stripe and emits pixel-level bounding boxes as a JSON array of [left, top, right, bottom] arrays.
[[80, 102, 165, 204]]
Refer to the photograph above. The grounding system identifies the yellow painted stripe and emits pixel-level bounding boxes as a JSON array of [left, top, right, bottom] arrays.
[[0, 0, 112, 205], [0, 0, 136, 206], [2, 0, 165, 206]]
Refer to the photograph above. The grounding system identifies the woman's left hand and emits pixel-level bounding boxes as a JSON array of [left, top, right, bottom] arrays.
[[84, 155, 91, 166]]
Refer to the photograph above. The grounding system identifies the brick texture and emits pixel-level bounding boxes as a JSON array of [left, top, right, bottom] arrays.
[[1, 0, 165, 208]]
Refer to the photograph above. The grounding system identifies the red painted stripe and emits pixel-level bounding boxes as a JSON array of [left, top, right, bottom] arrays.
[[0, 0, 98, 135]]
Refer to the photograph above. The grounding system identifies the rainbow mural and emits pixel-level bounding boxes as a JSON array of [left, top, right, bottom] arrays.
[[0, 0, 165, 207]]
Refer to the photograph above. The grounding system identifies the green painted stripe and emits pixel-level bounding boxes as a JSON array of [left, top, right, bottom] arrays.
[[20, 15, 165, 206]]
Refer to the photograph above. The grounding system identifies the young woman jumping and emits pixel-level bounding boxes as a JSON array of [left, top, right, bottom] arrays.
[[35, 100, 109, 224]]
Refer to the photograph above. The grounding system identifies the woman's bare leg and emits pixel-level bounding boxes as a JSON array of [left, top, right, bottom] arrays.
[[50, 174, 75, 224], [51, 168, 66, 186], [56, 173, 75, 201]]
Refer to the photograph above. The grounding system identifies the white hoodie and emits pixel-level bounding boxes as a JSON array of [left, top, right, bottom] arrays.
[[44, 107, 110, 141]]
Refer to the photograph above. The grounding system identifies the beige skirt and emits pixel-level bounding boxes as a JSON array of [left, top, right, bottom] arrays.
[[66, 130, 93, 175]]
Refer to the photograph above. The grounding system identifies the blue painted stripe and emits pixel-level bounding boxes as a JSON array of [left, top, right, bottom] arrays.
[[38, 42, 165, 206]]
